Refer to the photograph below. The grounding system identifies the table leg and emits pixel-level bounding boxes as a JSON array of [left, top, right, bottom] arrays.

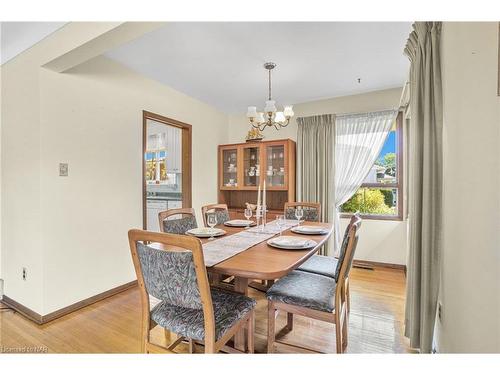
[[233, 276, 248, 352]]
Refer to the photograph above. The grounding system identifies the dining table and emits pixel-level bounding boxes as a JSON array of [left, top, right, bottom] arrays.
[[201, 220, 334, 352]]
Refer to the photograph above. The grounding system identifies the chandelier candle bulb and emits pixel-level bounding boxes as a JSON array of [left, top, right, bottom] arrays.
[[264, 100, 277, 113], [274, 111, 286, 123], [247, 106, 258, 119], [284, 106, 294, 118]]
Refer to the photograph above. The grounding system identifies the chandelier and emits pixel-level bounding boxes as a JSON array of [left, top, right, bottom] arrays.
[[246, 62, 294, 131]]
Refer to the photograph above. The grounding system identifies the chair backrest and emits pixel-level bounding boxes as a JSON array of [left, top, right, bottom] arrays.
[[334, 213, 362, 283], [284, 202, 321, 222], [158, 207, 198, 234], [128, 229, 216, 343], [201, 203, 230, 227]]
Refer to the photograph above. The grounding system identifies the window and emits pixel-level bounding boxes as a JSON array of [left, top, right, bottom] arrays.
[[340, 112, 403, 220]]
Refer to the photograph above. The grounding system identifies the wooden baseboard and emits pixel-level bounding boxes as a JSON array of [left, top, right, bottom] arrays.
[[353, 259, 406, 273], [1, 295, 44, 324], [1, 280, 137, 325]]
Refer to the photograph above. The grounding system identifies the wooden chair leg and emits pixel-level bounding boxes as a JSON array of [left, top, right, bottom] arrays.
[[346, 280, 351, 314], [335, 314, 342, 354], [286, 312, 294, 331], [267, 301, 276, 353], [164, 328, 172, 345], [205, 341, 216, 353], [188, 339, 195, 353], [335, 315, 343, 354], [247, 311, 255, 354], [342, 313, 349, 351]]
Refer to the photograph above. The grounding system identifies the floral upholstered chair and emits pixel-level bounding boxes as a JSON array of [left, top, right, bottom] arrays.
[[128, 229, 256, 353], [201, 204, 230, 227], [158, 208, 198, 234], [284, 202, 321, 222], [296, 213, 360, 314], [266, 214, 361, 354]]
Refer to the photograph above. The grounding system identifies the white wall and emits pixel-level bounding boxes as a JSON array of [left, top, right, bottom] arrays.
[[38, 56, 228, 314], [228, 88, 408, 265], [437, 22, 500, 353]]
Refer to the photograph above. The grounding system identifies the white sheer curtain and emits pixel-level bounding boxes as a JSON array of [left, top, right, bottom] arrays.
[[333, 110, 398, 252]]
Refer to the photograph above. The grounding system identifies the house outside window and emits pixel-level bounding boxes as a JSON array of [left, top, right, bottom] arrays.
[[340, 112, 403, 220]]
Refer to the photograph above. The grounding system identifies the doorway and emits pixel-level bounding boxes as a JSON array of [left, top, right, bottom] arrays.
[[142, 111, 192, 231]]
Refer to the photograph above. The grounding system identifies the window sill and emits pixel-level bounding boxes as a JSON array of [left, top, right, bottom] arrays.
[[340, 213, 403, 222]]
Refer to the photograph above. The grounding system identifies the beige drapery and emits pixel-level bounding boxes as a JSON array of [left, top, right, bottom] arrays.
[[404, 22, 443, 353], [296, 114, 335, 255]]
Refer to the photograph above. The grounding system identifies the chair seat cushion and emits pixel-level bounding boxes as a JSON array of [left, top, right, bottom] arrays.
[[297, 255, 338, 279], [267, 270, 336, 313], [150, 288, 256, 341]]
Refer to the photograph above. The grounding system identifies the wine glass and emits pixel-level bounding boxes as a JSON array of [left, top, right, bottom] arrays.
[[207, 213, 217, 241], [276, 215, 285, 236], [295, 208, 304, 227], [244, 208, 252, 228]]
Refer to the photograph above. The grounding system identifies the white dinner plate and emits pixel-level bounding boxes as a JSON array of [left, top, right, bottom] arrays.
[[186, 227, 226, 238], [291, 226, 329, 235], [224, 219, 256, 227], [267, 236, 317, 250]]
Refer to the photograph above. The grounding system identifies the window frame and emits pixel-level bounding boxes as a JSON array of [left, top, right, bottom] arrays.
[[340, 111, 404, 221]]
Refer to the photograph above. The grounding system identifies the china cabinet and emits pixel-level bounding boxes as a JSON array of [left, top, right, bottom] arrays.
[[218, 139, 295, 217]]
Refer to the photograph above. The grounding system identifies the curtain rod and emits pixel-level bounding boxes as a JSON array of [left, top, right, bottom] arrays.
[[297, 108, 398, 120]]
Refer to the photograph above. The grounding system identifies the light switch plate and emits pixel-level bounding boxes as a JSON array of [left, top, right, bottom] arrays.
[[59, 163, 69, 177]]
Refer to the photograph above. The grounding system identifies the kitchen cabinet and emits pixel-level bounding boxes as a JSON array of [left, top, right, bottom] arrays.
[[166, 126, 182, 173], [146, 199, 167, 232]]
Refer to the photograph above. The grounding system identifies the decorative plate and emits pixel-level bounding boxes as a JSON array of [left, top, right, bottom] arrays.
[[186, 227, 226, 238], [267, 236, 317, 250], [291, 226, 329, 235]]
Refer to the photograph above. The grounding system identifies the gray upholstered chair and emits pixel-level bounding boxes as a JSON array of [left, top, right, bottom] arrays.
[[284, 202, 321, 222], [158, 208, 198, 234], [201, 203, 230, 227], [266, 215, 361, 353], [296, 213, 360, 313], [128, 229, 256, 354]]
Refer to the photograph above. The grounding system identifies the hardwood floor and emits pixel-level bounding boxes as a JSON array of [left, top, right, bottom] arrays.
[[0, 266, 412, 353]]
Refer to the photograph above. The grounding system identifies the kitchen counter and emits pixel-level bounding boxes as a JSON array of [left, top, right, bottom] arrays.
[[146, 193, 182, 201]]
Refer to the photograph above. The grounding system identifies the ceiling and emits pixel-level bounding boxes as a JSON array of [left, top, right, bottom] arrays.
[[1, 22, 412, 114], [106, 22, 412, 114], [0, 22, 67, 64]]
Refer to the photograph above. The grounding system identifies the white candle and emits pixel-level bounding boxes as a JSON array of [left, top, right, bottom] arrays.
[[263, 180, 266, 209], [257, 183, 261, 209]]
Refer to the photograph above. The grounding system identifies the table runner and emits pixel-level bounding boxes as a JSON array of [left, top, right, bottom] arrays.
[[203, 219, 297, 267]]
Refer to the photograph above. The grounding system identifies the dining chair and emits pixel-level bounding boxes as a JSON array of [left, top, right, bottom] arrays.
[[266, 215, 361, 353], [284, 202, 321, 222], [296, 213, 361, 313], [201, 203, 230, 227], [158, 207, 198, 234], [128, 229, 256, 354]]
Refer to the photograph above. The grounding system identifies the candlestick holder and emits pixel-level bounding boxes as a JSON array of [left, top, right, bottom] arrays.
[[255, 205, 262, 228], [262, 205, 267, 228]]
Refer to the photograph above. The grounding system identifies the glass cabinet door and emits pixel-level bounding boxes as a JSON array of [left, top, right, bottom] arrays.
[[222, 148, 238, 187], [265, 144, 286, 187], [242, 146, 261, 187]]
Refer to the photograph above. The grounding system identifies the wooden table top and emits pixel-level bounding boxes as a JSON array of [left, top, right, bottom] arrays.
[[205, 221, 333, 280]]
